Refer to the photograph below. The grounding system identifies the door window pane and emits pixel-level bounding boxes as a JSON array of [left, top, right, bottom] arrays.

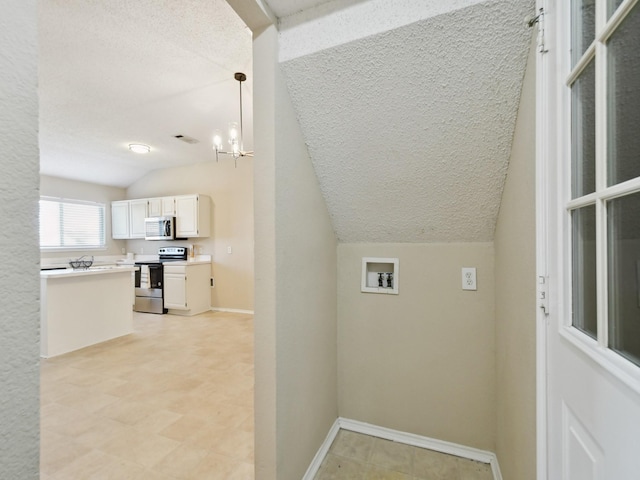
[[607, 5, 640, 186], [608, 0, 624, 18], [572, 0, 596, 66], [572, 61, 596, 198], [572, 205, 598, 338], [608, 192, 640, 367]]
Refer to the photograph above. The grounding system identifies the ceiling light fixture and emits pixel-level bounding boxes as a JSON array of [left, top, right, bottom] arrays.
[[213, 72, 253, 166], [128, 143, 151, 154]]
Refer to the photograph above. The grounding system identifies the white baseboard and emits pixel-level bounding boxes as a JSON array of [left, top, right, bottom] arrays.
[[301, 418, 341, 480], [302, 417, 502, 480], [210, 307, 254, 315]]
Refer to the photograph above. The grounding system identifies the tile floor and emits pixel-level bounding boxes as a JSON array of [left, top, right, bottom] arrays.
[[41, 311, 493, 480], [314, 430, 494, 480], [40, 311, 254, 479]]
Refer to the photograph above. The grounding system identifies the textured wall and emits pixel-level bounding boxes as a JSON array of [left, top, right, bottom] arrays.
[[253, 24, 339, 480], [0, 0, 40, 477], [338, 243, 496, 451], [494, 37, 536, 480], [126, 160, 255, 311]]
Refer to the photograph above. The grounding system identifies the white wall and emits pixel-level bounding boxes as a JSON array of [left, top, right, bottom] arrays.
[[126, 160, 254, 311], [0, 1, 40, 477], [253, 24, 339, 480], [494, 38, 537, 480], [40, 175, 127, 260], [338, 243, 496, 451]]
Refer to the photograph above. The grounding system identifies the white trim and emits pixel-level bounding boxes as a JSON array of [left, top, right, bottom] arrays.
[[535, 0, 553, 478], [301, 418, 341, 480], [210, 307, 255, 315], [303, 417, 503, 480]]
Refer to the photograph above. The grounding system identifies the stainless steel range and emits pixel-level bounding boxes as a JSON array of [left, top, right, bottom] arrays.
[[134, 246, 188, 314]]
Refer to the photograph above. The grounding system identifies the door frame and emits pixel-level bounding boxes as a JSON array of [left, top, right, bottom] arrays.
[[535, 0, 553, 478]]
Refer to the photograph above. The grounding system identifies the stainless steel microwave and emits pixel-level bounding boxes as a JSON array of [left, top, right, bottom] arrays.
[[144, 216, 176, 240]]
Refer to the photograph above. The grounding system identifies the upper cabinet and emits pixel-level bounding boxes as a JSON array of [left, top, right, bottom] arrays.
[[148, 196, 176, 217], [161, 196, 176, 216], [129, 199, 148, 239], [175, 194, 210, 238], [111, 194, 210, 240], [111, 201, 130, 239]]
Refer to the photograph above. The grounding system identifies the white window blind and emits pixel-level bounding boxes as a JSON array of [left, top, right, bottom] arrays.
[[39, 197, 106, 249]]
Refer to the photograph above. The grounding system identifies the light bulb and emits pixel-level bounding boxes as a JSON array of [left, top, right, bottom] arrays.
[[212, 131, 223, 150], [228, 122, 239, 141]]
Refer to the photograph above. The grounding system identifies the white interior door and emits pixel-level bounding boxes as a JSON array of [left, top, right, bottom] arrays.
[[538, 1, 640, 479]]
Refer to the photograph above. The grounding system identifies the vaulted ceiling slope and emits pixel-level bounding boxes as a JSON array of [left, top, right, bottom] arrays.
[[276, 0, 534, 243]]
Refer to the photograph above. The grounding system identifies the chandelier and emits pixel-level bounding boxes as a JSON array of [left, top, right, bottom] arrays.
[[213, 72, 254, 166]]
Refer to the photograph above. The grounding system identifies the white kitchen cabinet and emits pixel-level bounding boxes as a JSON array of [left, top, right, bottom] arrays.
[[147, 197, 162, 217], [111, 201, 130, 239], [148, 196, 175, 217], [162, 196, 176, 216], [129, 199, 148, 238], [163, 263, 210, 315], [175, 194, 210, 238], [163, 270, 187, 309]]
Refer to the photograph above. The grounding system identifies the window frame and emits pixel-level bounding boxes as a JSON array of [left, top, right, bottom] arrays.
[[39, 196, 107, 251], [559, 0, 640, 391]]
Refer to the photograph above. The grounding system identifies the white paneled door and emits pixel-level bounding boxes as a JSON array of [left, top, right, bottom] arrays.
[[538, 1, 640, 479]]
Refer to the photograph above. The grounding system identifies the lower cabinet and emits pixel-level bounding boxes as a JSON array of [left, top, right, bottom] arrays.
[[163, 263, 210, 316]]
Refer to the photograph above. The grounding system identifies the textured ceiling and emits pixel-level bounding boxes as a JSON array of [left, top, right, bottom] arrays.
[[262, 0, 336, 18], [38, 0, 252, 187], [279, 0, 534, 243]]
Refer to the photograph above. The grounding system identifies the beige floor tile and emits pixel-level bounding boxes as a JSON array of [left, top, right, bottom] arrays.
[[314, 453, 365, 480], [159, 414, 209, 442], [133, 408, 183, 434], [40, 430, 91, 477], [190, 452, 251, 480], [71, 416, 131, 450], [361, 463, 414, 480], [54, 387, 119, 413], [412, 449, 460, 479], [457, 458, 493, 480], [98, 422, 181, 468], [50, 449, 146, 480], [369, 438, 415, 475], [96, 398, 155, 425], [329, 430, 375, 463], [150, 443, 210, 479]]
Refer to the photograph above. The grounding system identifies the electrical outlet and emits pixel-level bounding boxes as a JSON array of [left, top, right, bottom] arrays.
[[462, 267, 477, 291], [227, 246, 232, 254]]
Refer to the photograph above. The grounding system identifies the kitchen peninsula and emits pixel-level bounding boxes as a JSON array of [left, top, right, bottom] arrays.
[[40, 266, 135, 358]]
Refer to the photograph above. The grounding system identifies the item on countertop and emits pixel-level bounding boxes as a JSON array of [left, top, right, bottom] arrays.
[[69, 255, 93, 269]]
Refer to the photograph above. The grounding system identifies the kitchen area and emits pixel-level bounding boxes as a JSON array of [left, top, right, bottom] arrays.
[[40, 171, 254, 359], [40, 190, 217, 357]]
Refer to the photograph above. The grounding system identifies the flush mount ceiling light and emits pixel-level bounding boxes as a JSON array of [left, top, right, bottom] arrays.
[[128, 143, 151, 154], [212, 72, 253, 166]]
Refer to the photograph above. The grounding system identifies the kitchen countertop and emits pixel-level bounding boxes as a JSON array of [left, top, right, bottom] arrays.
[[162, 259, 211, 266], [40, 265, 135, 279]]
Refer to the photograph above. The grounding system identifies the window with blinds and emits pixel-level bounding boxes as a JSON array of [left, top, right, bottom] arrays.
[[39, 197, 106, 249]]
